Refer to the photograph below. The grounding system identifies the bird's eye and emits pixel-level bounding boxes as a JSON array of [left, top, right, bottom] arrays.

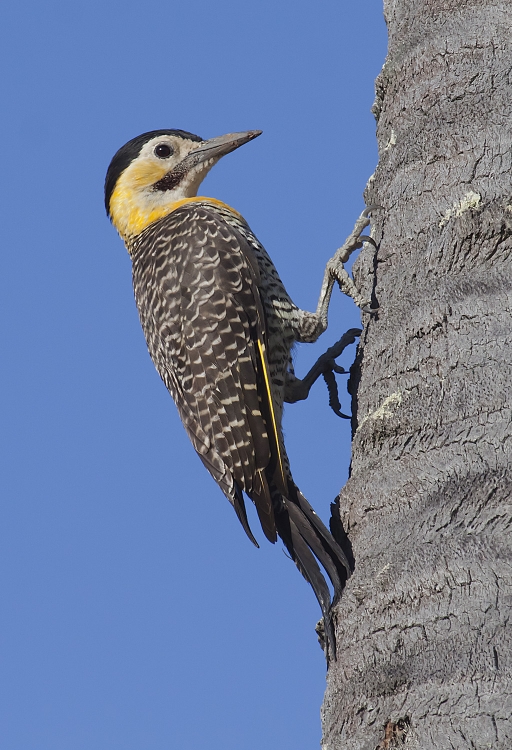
[[154, 143, 173, 158]]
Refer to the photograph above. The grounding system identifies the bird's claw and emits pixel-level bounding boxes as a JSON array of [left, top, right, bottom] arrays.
[[316, 329, 362, 419], [332, 363, 347, 374], [323, 369, 351, 419], [284, 328, 361, 418], [356, 234, 378, 250], [362, 203, 382, 218], [325, 208, 379, 311], [361, 304, 379, 315]]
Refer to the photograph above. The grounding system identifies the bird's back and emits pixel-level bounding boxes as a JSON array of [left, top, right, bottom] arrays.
[[131, 199, 299, 431]]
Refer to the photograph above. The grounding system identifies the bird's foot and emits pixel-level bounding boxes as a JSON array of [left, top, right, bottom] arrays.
[[285, 328, 362, 418], [326, 206, 380, 311]]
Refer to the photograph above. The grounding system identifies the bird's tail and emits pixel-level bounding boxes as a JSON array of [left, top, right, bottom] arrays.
[[273, 481, 352, 660], [251, 338, 352, 657]]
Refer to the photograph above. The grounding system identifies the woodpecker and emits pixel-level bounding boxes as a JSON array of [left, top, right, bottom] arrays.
[[105, 128, 374, 657]]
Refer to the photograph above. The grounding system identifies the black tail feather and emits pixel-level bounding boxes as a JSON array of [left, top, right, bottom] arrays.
[[276, 510, 337, 658], [291, 485, 351, 591], [285, 500, 344, 595], [271, 483, 353, 661], [233, 483, 259, 548], [250, 470, 278, 543], [232, 470, 352, 659]]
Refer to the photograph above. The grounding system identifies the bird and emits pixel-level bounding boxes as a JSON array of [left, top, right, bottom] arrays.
[[104, 128, 374, 658]]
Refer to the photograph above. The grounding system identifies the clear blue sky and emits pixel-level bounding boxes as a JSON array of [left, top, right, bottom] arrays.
[[0, 2, 386, 748]]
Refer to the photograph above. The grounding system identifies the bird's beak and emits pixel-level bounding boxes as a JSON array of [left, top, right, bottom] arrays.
[[185, 130, 262, 168]]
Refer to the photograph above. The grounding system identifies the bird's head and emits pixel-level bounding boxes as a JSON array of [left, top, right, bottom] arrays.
[[105, 129, 262, 241]]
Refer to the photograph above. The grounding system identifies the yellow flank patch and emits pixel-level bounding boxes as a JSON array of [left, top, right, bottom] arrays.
[[110, 185, 242, 240], [257, 339, 287, 491]]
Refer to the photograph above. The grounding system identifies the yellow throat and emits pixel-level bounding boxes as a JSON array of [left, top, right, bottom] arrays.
[[110, 182, 241, 241]]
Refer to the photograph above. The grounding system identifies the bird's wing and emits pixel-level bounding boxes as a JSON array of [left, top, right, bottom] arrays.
[[131, 203, 286, 544]]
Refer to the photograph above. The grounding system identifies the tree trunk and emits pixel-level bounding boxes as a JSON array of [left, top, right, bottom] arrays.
[[322, 2, 512, 748]]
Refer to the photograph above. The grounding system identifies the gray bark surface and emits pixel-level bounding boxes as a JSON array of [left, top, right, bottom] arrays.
[[322, 2, 512, 748]]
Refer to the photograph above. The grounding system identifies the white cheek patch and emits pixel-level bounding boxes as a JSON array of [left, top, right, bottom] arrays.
[[110, 156, 220, 239]]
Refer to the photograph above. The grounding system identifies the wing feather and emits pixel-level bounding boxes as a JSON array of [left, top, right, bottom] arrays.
[[132, 203, 278, 543]]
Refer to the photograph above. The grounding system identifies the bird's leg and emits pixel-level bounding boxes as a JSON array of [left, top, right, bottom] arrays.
[[284, 328, 362, 418], [323, 206, 378, 315], [318, 205, 379, 317], [287, 207, 378, 417], [296, 207, 378, 345]]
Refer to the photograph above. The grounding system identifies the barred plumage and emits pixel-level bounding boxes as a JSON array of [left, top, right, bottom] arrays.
[[105, 129, 370, 658], [131, 202, 281, 543]]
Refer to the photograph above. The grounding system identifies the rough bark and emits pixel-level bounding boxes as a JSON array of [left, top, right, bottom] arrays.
[[322, 2, 512, 748]]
